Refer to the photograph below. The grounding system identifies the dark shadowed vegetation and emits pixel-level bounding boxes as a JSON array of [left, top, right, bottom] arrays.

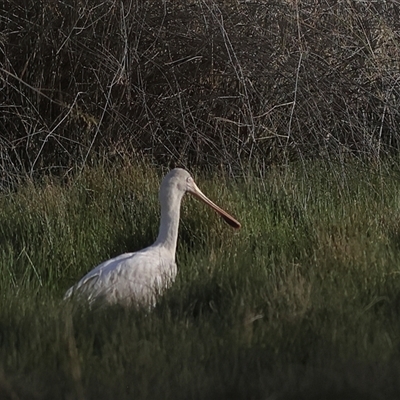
[[1, 0, 400, 188]]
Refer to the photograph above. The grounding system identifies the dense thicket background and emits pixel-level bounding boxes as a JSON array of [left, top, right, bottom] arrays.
[[1, 0, 400, 188]]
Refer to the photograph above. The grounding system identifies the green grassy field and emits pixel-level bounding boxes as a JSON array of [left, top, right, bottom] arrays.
[[1, 161, 400, 399]]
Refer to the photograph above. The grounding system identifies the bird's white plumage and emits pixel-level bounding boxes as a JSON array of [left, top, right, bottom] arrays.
[[64, 247, 176, 307], [64, 168, 240, 308]]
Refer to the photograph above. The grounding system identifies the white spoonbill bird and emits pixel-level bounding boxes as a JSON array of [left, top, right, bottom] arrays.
[[64, 168, 240, 307]]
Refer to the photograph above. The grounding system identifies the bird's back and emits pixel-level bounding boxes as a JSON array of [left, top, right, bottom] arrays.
[[64, 246, 177, 307]]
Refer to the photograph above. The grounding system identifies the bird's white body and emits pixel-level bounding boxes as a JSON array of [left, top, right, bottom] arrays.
[[64, 247, 177, 307], [64, 168, 240, 308]]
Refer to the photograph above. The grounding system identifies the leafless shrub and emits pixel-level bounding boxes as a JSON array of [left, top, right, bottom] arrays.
[[1, 0, 400, 183]]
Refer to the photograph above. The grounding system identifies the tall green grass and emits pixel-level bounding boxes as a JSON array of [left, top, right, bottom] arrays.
[[1, 162, 400, 399]]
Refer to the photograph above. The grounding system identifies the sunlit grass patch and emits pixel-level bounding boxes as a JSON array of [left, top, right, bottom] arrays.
[[1, 161, 400, 398]]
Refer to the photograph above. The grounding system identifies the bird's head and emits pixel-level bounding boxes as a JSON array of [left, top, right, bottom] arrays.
[[160, 168, 241, 229]]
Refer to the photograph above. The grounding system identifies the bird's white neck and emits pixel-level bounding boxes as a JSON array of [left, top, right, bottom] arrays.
[[153, 186, 185, 259]]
